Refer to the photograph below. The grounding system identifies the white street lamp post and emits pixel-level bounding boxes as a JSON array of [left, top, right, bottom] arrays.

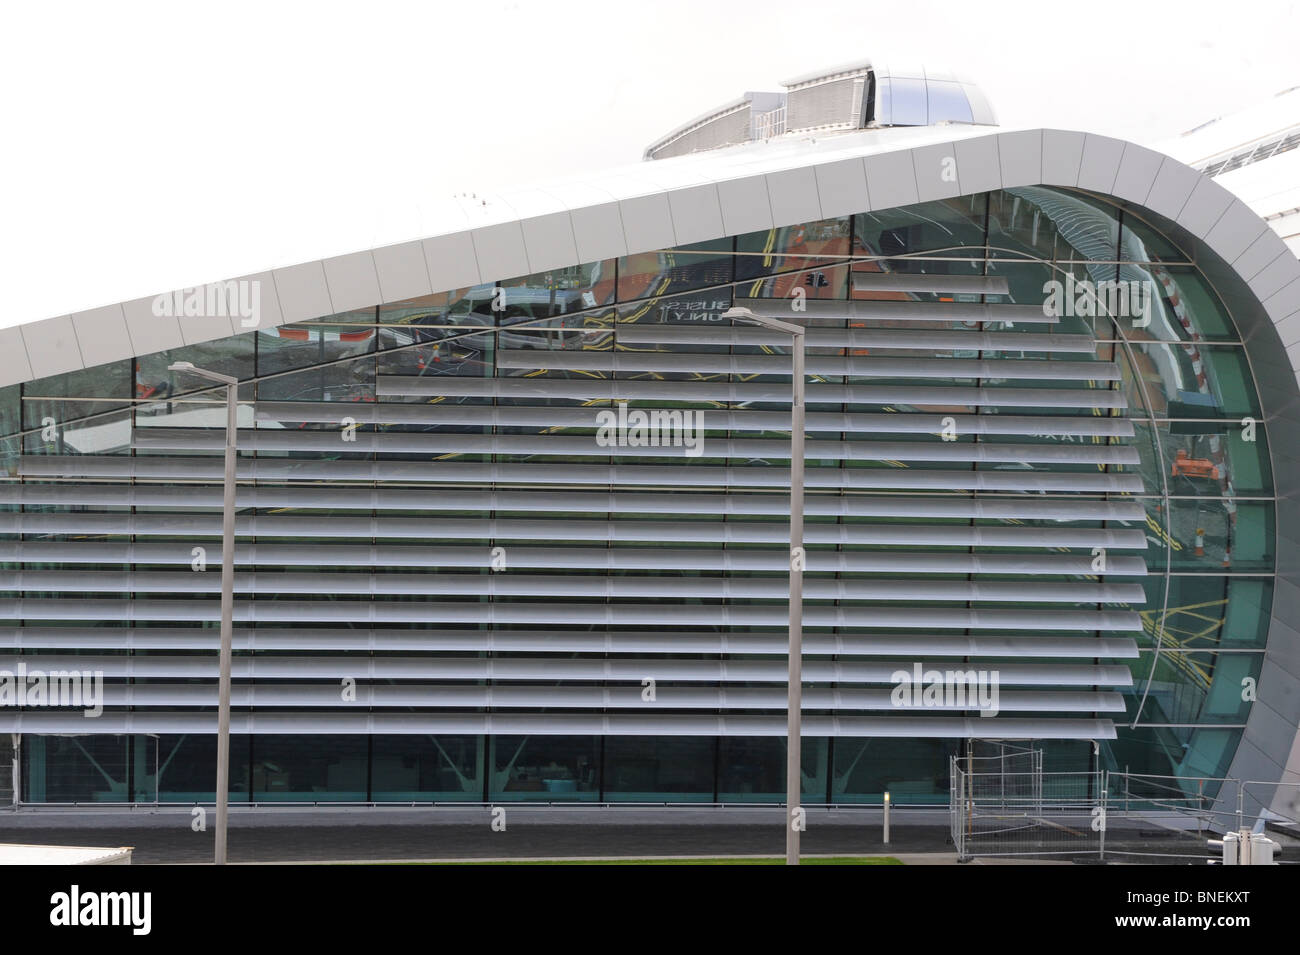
[[168, 361, 238, 865], [722, 306, 806, 865]]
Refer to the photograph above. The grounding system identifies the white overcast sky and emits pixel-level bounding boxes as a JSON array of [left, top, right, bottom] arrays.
[[3, 0, 1299, 325]]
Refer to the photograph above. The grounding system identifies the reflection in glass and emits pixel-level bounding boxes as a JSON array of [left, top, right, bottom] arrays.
[[490, 736, 599, 802]]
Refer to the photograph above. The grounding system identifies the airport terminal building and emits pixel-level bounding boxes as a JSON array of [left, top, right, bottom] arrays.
[[1, 61, 1297, 814]]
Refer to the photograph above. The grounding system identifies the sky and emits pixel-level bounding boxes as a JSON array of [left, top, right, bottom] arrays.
[[3, 0, 1299, 324]]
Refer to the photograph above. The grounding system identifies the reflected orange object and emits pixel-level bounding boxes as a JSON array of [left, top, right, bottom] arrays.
[[1172, 449, 1220, 480]]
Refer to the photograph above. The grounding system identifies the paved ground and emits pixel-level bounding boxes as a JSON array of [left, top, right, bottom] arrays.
[[0, 807, 1246, 864], [0, 824, 945, 864], [0, 808, 952, 864]]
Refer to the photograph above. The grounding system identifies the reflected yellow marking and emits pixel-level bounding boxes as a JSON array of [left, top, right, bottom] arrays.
[[1146, 514, 1183, 552], [1135, 597, 1230, 690]]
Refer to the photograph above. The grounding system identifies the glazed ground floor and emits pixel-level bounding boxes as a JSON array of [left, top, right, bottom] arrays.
[[11, 732, 1221, 805]]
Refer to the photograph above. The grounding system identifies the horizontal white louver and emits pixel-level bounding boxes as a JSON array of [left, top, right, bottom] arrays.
[[0, 485, 1148, 520], [376, 376, 1128, 408], [0, 600, 1142, 629], [0, 628, 1140, 657], [0, 513, 1150, 547], [18, 456, 1146, 492], [491, 349, 1121, 381], [0, 655, 1134, 684], [133, 429, 1140, 466], [613, 324, 1096, 351], [70, 684, 1128, 712], [851, 273, 1011, 294], [0, 713, 1120, 739], [0, 570, 1147, 603], [251, 403, 1135, 437], [0, 542, 1149, 575], [734, 297, 1057, 324]]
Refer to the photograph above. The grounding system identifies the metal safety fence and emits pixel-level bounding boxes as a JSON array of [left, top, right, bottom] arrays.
[[950, 746, 1105, 861], [953, 767, 1300, 864]]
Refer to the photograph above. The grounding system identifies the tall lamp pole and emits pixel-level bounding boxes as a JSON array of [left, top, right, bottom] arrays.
[[168, 361, 238, 865], [722, 306, 806, 865]]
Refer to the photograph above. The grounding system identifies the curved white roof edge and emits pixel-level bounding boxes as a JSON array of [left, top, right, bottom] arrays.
[[5, 125, 1300, 395]]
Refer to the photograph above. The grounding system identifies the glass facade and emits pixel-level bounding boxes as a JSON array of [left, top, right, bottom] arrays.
[[0, 187, 1275, 805]]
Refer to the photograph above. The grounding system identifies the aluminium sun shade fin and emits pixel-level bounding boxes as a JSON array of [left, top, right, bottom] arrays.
[[15, 457, 1148, 493], [851, 273, 1011, 295], [0, 542, 1149, 576], [491, 349, 1121, 381], [612, 324, 1096, 352], [0, 628, 1141, 657], [0, 601, 1143, 630], [131, 429, 1141, 466], [733, 297, 1056, 324], [0, 712, 1120, 739], [0, 513, 1151, 547], [0, 484, 1150, 520], [0, 655, 1134, 685], [250, 402, 1136, 437], [375, 376, 1126, 408], [79, 684, 1125, 712], [0, 570, 1146, 604]]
